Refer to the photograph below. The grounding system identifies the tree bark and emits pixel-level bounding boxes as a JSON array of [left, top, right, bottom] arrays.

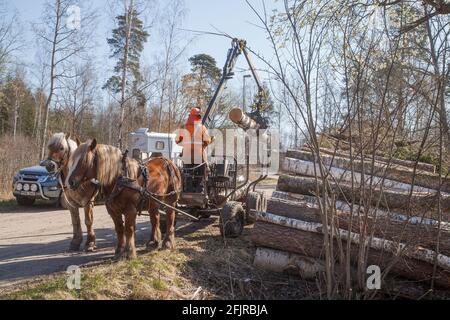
[[40, 0, 62, 159], [117, 0, 133, 149], [285, 149, 450, 192], [300, 146, 436, 173], [266, 197, 450, 256], [251, 220, 450, 288], [425, 7, 450, 151], [272, 190, 450, 228], [253, 247, 325, 279], [283, 157, 433, 193], [277, 174, 450, 211]]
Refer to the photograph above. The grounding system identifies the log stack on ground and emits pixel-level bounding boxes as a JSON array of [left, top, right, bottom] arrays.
[[251, 145, 450, 292]]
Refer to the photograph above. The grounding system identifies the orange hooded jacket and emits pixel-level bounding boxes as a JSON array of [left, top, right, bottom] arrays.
[[175, 111, 212, 164]]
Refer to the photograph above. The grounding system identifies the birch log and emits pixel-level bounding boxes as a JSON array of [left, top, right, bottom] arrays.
[[265, 198, 450, 256], [271, 190, 450, 228], [301, 146, 436, 173], [251, 218, 450, 288], [283, 157, 433, 193], [253, 247, 325, 279], [286, 149, 449, 192], [276, 174, 450, 210], [229, 108, 259, 130]]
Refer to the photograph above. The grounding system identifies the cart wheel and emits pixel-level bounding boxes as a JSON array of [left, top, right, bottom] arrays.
[[219, 201, 245, 238], [16, 196, 35, 206]]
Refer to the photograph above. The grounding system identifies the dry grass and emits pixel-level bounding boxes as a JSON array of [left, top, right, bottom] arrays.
[[0, 134, 40, 199], [1, 219, 319, 300]]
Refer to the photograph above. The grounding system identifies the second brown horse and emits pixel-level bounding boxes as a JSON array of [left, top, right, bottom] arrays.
[[66, 139, 181, 259]]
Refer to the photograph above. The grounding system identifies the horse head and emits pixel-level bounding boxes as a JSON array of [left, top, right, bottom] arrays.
[[46, 132, 80, 173], [66, 139, 98, 190]]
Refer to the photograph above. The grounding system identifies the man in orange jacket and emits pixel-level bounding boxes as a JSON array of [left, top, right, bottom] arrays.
[[175, 107, 214, 166]]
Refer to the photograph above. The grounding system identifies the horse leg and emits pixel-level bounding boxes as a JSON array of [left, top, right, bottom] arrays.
[[162, 205, 176, 250], [69, 206, 83, 251], [146, 200, 161, 251], [124, 206, 137, 260], [106, 205, 125, 259], [84, 201, 96, 252]]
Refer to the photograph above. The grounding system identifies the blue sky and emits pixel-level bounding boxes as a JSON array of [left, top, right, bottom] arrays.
[[7, 0, 279, 89], [5, 0, 293, 146]]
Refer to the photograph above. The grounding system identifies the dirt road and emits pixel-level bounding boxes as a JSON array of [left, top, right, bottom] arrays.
[[0, 184, 275, 291], [0, 203, 154, 290]]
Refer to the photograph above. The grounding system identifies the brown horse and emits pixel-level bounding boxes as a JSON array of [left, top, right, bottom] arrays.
[[46, 133, 99, 251], [65, 139, 182, 260]]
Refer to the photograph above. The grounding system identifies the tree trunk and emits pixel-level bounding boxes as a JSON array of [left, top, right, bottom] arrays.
[[13, 86, 19, 141], [285, 149, 450, 192], [277, 174, 450, 211], [425, 8, 450, 151], [272, 190, 449, 228], [253, 247, 325, 279], [300, 146, 436, 173], [40, 0, 62, 159], [266, 197, 450, 256], [251, 219, 450, 288], [117, 0, 133, 149], [283, 157, 432, 193]]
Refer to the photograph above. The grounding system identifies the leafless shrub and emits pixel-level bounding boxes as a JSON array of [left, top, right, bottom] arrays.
[[0, 134, 40, 199], [247, 0, 449, 298]]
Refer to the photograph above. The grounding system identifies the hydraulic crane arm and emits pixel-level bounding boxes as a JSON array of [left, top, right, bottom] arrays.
[[202, 38, 266, 128], [202, 38, 244, 127], [242, 47, 264, 94]]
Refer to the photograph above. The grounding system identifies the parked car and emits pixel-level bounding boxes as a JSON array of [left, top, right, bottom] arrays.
[[12, 161, 62, 206]]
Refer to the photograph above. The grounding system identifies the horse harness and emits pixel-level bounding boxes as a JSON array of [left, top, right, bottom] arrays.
[[108, 151, 181, 216], [53, 141, 100, 208]]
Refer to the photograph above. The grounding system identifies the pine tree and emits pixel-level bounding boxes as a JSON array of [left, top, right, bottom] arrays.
[[104, 0, 149, 148], [181, 54, 222, 111]]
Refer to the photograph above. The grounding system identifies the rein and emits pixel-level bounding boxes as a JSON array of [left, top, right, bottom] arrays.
[[109, 152, 198, 221], [57, 174, 99, 208]]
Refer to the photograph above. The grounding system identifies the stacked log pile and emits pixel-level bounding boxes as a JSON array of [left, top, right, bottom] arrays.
[[251, 145, 450, 291]]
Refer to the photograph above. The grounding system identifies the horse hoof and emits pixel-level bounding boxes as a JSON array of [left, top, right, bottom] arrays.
[[69, 242, 82, 252], [146, 240, 161, 251], [114, 247, 125, 260], [161, 239, 175, 251], [126, 250, 137, 260], [85, 242, 97, 252], [113, 251, 126, 261]]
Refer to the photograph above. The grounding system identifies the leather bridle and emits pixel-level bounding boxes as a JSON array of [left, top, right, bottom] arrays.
[[48, 137, 98, 208]]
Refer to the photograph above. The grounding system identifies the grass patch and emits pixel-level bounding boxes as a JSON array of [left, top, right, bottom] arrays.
[[151, 278, 167, 291], [5, 278, 68, 300], [1, 219, 315, 300], [0, 199, 17, 212]]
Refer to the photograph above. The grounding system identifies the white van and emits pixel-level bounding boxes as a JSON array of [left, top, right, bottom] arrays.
[[128, 128, 183, 165]]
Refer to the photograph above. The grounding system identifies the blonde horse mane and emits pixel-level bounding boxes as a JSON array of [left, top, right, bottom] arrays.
[[47, 132, 78, 156], [69, 141, 139, 187]]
